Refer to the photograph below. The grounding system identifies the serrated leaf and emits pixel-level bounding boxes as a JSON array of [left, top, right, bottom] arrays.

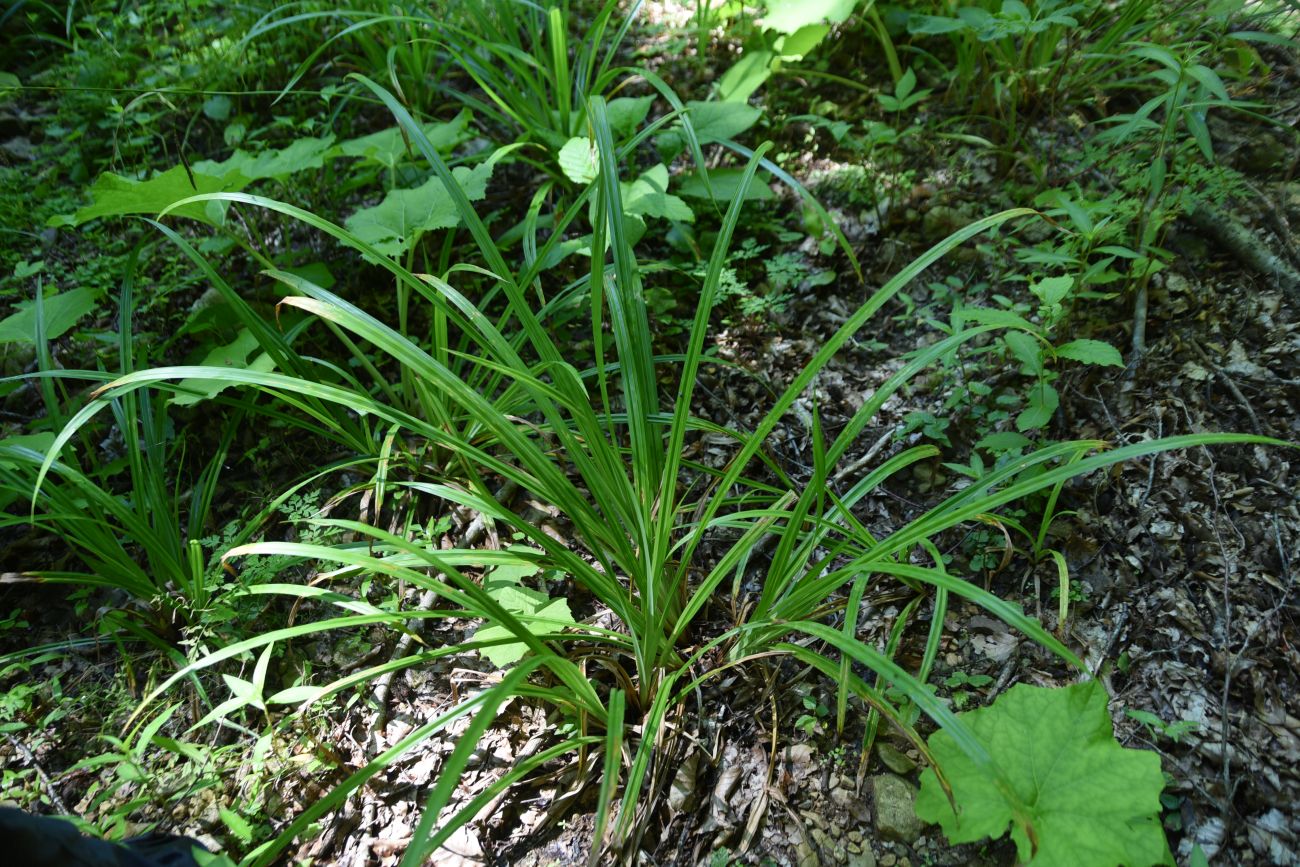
[[483, 555, 543, 589], [344, 158, 499, 257], [916, 682, 1172, 866], [196, 135, 336, 181], [957, 307, 1034, 330], [558, 136, 598, 185], [1055, 339, 1123, 367], [54, 165, 245, 228], [0, 288, 99, 343], [219, 807, 254, 845], [764, 0, 856, 34], [474, 595, 575, 668], [171, 329, 276, 407], [1003, 330, 1044, 373], [1029, 275, 1073, 306]]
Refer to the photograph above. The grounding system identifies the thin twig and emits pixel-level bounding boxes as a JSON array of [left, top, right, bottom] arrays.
[[4, 733, 69, 814]]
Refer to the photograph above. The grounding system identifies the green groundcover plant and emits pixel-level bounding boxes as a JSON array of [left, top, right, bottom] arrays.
[[918, 681, 1173, 866], [32, 75, 1283, 866]]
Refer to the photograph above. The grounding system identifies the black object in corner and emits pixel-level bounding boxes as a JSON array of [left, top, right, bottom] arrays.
[[0, 807, 211, 867]]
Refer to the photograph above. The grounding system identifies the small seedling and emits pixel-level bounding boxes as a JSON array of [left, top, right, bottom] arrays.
[[1125, 709, 1201, 744]]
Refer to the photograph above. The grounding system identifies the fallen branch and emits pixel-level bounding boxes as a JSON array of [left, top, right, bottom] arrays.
[[1187, 202, 1300, 303]]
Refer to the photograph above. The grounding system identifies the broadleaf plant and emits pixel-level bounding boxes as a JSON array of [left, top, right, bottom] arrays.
[[916, 681, 1174, 866]]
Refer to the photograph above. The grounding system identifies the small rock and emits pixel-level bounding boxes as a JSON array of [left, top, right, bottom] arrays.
[[830, 780, 855, 808], [871, 774, 925, 844], [876, 743, 917, 775], [796, 837, 821, 867], [847, 852, 876, 867], [1, 136, 34, 160], [880, 854, 897, 866]]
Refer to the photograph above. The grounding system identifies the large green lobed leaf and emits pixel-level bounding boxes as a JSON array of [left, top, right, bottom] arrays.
[[344, 159, 501, 258], [916, 681, 1173, 866]]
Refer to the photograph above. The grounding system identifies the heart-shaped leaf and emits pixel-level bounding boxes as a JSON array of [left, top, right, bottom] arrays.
[[916, 681, 1172, 866]]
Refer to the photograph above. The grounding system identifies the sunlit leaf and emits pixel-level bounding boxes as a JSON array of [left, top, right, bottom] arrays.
[[558, 136, 598, 184], [331, 110, 473, 167], [344, 158, 500, 257], [763, 0, 856, 34], [916, 682, 1172, 866]]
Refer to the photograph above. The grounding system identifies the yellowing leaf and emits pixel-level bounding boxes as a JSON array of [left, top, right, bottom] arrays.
[[916, 681, 1173, 866]]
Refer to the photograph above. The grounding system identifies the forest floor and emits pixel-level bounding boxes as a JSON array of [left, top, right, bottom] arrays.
[[2, 3, 1299, 866]]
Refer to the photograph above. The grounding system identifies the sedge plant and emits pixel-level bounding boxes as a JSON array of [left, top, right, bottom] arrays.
[[35, 78, 1285, 864]]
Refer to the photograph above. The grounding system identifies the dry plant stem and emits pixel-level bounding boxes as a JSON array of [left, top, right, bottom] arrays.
[[351, 482, 516, 857], [1193, 421, 1245, 828], [5, 732, 69, 814], [1244, 179, 1300, 270], [832, 427, 897, 484], [370, 480, 518, 751], [311, 796, 359, 862], [1188, 341, 1264, 436], [1130, 279, 1149, 359], [1139, 413, 1163, 510]]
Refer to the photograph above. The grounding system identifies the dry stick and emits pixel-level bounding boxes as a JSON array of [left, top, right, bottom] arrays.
[[1192, 419, 1246, 831], [1130, 278, 1150, 360], [1243, 178, 1300, 271], [371, 480, 519, 742], [1188, 342, 1265, 436], [5, 733, 69, 814], [352, 481, 518, 865]]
